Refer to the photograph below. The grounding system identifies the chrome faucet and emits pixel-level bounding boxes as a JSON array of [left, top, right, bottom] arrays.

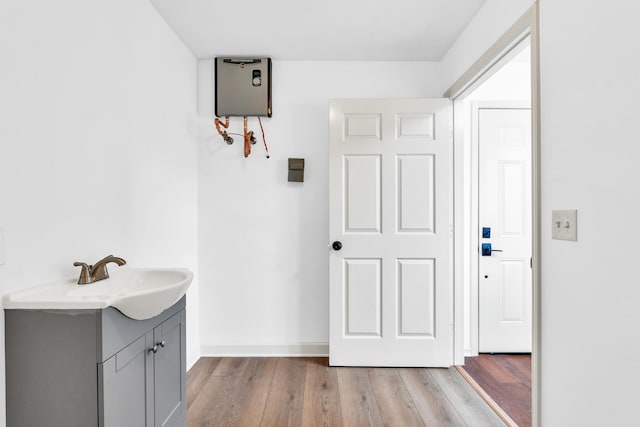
[[73, 255, 126, 285]]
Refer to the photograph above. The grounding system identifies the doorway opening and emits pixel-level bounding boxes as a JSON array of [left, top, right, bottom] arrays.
[[459, 38, 532, 427], [467, 43, 532, 357], [446, 4, 540, 426]]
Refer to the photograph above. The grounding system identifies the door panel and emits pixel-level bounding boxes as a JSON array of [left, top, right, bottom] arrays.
[[396, 114, 434, 139], [397, 155, 435, 233], [329, 98, 452, 367], [344, 155, 382, 233], [345, 258, 382, 336], [344, 114, 381, 139], [500, 161, 526, 235], [478, 107, 532, 353], [500, 260, 526, 321], [397, 258, 435, 336]]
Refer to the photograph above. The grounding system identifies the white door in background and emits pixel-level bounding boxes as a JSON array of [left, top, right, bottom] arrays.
[[329, 98, 452, 366], [478, 106, 532, 353]]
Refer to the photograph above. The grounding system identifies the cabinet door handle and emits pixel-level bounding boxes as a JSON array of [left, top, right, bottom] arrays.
[[148, 341, 166, 353]]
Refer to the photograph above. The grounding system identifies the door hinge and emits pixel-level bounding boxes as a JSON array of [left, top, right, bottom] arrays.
[[530, 257, 533, 269]]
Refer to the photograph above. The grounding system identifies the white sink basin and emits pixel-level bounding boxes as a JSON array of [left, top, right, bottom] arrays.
[[3, 267, 193, 320]]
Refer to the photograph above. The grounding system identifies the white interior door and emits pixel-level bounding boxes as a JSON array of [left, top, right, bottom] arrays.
[[329, 98, 452, 367], [478, 106, 532, 353]]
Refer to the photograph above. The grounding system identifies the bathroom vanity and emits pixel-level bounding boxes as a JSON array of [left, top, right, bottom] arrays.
[[5, 297, 187, 427]]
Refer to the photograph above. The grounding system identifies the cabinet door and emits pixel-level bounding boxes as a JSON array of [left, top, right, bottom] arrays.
[[99, 332, 154, 427], [153, 310, 186, 427]]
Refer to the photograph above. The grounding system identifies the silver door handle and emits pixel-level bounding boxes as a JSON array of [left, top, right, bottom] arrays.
[[481, 243, 502, 256], [148, 341, 166, 353]]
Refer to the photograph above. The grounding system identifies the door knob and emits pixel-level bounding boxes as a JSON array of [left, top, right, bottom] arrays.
[[332, 241, 343, 251]]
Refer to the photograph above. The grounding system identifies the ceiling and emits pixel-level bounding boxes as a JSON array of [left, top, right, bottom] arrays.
[[149, 0, 487, 61]]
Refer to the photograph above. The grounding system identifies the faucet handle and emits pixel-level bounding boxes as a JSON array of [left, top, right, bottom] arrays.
[[73, 262, 93, 285]]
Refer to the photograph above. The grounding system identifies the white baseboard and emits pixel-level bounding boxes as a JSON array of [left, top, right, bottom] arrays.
[[187, 352, 201, 370], [200, 342, 329, 357]]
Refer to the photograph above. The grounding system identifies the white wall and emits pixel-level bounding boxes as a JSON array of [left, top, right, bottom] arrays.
[[0, 0, 199, 423], [439, 0, 535, 91], [6, 0, 639, 423], [539, 1, 640, 425], [444, 0, 640, 424], [197, 60, 442, 354]]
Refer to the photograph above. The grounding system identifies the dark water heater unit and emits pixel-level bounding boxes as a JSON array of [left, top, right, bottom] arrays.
[[215, 57, 272, 117]]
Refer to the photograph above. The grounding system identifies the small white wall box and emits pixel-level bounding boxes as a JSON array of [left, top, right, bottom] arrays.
[[215, 57, 272, 117]]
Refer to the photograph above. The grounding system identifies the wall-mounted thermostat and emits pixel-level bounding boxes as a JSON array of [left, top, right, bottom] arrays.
[[215, 57, 272, 117]]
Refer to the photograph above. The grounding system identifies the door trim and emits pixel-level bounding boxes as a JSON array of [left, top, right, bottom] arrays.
[[445, 4, 540, 427]]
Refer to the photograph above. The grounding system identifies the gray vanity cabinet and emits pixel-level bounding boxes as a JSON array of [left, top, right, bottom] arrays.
[[5, 297, 186, 427]]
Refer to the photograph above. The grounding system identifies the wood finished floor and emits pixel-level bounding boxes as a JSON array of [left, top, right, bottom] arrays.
[[461, 355, 531, 427], [187, 357, 505, 426]]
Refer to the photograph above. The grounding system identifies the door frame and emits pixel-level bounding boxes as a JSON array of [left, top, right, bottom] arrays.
[[444, 4, 541, 426]]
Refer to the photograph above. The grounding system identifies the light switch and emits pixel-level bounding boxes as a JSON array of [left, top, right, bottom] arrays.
[[551, 210, 577, 241]]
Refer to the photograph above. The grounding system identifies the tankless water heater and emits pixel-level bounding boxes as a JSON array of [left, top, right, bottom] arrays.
[[215, 57, 272, 117]]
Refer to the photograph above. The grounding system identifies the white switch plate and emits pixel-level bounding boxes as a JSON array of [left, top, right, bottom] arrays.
[[0, 226, 5, 265], [552, 209, 577, 241]]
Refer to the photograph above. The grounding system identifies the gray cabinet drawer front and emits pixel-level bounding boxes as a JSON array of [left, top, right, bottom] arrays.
[[98, 296, 185, 361], [116, 334, 147, 371]]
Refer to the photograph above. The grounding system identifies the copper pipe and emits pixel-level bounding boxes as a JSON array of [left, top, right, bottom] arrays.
[[214, 116, 230, 132], [214, 117, 231, 142], [243, 117, 251, 158]]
